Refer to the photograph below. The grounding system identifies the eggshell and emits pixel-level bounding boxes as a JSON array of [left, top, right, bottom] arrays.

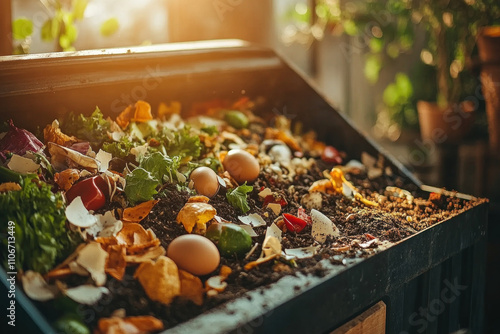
[[167, 234, 220, 276], [310, 209, 340, 243], [190, 167, 220, 198], [222, 149, 260, 184]]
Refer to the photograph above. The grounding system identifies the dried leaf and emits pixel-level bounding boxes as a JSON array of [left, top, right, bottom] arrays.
[[178, 269, 204, 306], [124, 245, 166, 264], [54, 169, 80, 191], [122, 199, 159, 223], [105, 244, 126, 281], [43, 121, 78, 146], [134, 256, 180, 305], [176, 201, 216, 233], [0, 182, 21, 192], [98, 315, 164, 334]]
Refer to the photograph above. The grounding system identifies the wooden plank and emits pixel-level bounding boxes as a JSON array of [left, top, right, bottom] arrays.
[[331, 301, 386, 334]]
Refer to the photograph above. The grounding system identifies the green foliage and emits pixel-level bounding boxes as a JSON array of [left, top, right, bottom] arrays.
[[100, 18, 119, 37], [12, 18, 33, 40], [226, 182, 253, 214], [102, 136, 135, 159], [0, 177, 80, 273], [139, 152, 181, 184], [124, 168, 159, 205], [62, 107, 111, 148], [157, 126, 201, 159]]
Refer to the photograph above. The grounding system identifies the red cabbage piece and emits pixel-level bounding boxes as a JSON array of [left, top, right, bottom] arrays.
[[0, 120, 44, 161]]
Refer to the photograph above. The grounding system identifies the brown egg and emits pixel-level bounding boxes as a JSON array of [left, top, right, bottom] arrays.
[[222, 149, 260, 184], [167, 234, 220, 276], [190, 167, 220, 198]]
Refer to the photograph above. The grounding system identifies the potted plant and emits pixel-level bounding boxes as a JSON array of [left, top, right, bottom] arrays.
[[285, 0, 499, 144], [477, 26, 500, 155]]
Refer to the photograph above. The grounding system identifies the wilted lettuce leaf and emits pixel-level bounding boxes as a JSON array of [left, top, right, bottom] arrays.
[[139, 152, 181, 183], [62, 107, 110, 148], [157, 126, 201, 159], [226, 182, 253, 213], [102, 136, 135, 159], [124, 167, 159, 205], [0, 177, 80, 273]]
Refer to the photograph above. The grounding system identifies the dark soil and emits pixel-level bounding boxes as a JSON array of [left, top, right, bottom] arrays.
[[80, 156, 486, 332]]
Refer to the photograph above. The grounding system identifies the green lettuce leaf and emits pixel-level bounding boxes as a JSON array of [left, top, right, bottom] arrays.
[[0, 177, 80, 273], [139, 152, 181, 183], [226, 182, 253, 213], [62, 107, 110, 148], [124, 167, 159, 205], [157, 126, 201, 158], [102, 136, 135, 159]]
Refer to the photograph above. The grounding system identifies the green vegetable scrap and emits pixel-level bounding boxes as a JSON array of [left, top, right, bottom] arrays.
[[158, 126, 201, 159], [206, 223, 252, 257], [139, 152, 181, 184], [124, 168, 159, 205], [0, 177, 80, 274], [226, 182, 253, 213], [224, 111, 249, 129], [102, 136, 135, 159], [62, 107, 110, 148]]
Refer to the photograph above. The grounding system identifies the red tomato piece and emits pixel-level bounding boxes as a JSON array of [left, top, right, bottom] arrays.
[[283, 213, 307, 233], [65, 175, 108, 211]]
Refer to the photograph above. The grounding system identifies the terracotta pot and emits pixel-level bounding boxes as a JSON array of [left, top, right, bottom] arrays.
[[478, 27, 500, 155], [417, 100, 475, 144]]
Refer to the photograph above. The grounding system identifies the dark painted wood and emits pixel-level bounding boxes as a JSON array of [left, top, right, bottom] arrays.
[[0, 42, 488, 334]]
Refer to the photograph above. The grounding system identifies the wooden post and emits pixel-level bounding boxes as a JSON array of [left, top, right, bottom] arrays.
[[331, 301, 386, 334], [0, 0, 12, 55]]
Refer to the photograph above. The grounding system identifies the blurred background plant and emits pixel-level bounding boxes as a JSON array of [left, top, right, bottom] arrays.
[[284, 0, 500, 140], [12, 0, 119, 54]]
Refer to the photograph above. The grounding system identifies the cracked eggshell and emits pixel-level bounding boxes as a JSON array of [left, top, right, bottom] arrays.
[[65, 197, 98, 228], [21, 271, 58, 301], [65, 285, 109, 305], [238, 213, 266, 227], [7, 154, 40, 174], [76, 242, 108, 286], [311, 209, 340, 243], [300, 192, 323, 210]]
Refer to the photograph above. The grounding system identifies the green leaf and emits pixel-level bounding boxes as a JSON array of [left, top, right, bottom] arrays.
[[59, 35, 71, 50], [72, 0, 88, 20], [226, 182, 253, 213], [124, 168, 159, 205], [0, 177, 80, 273], [201, 125, 219, 136], [102, 137, 135, 159], [12, 18, 33, 40], [369, 38, 384, 53], [364, 55, 382, 84], [62, 107, 111, 148], [383, 83, 399, 107], [159, 126, 201, 158], [139, 152, 181, 184], [100, 18, 119, 37], [41, 18, 59, 42], [343, 20, 359, 36], [395, 73, 413, 100]]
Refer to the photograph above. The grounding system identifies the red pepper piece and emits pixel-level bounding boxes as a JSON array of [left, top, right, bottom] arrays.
[[263, 195, 288, 208], [321, 146, 342, 164], [297, 206, 312, 225], [65, 175, 108, 211], [365, 233, 377, 240], [283, 213, 307, 233]]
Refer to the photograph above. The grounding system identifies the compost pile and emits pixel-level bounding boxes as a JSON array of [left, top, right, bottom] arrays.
[[0, 98, 485, 334]]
